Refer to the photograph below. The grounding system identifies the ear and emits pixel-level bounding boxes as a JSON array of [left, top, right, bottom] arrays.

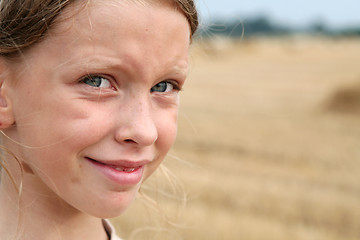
[[0, 58, 15, 129]]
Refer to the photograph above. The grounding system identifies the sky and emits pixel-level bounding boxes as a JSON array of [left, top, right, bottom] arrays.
[[197, 0, 360, 29]]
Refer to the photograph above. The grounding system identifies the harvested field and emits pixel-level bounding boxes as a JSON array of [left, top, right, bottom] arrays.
[[113, 37, 360, 240]]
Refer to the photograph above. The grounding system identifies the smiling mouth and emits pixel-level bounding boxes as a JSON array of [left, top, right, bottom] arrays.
[[86, 158, 143, 173], [86, 157, 149, 185]]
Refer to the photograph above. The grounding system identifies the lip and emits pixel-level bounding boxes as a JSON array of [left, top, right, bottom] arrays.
[[86, 157, 149, 185]]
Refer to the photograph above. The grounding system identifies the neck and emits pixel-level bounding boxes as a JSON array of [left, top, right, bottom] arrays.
[[0, 172, 108, 240]]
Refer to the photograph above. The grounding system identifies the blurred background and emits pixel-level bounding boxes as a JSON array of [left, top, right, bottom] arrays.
[[114, 1, 360, 239]]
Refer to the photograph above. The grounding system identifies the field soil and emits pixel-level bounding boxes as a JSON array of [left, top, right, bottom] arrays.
[[113, 37, 360, 240]]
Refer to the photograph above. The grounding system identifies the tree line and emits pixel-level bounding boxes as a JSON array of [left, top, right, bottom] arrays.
[[197, 15, 360, 38]]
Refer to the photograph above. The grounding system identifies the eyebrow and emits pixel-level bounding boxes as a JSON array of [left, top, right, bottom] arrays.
[[55, 55, 125, 71], [55, 54, 189, 80]]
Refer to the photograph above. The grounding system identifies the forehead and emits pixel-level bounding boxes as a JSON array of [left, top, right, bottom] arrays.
[[51, 0, 190, 52], [53, 0, 187, 35], [16, 0, 190, 78]]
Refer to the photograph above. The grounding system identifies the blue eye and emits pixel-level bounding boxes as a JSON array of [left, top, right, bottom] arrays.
[[81, 75, 112, 88], [151, 82, 175, 93]]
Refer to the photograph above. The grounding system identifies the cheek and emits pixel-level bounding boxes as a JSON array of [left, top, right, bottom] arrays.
[[17, 94, 110, 143], [144, 110, 178, 179], [13, 100, 113, 172], [157, 107, 178, 152], [14, 110, 114, 193]]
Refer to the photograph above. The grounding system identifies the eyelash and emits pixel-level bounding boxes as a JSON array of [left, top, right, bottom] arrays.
[[151, 81, 181, 93], [79, 75, 114, 89]]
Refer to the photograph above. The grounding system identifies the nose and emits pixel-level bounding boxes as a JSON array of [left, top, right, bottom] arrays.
[[114, 97, 158, 147]]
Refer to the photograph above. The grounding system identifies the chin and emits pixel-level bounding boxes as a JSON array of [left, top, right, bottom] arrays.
[[85, 189, 139, 219]]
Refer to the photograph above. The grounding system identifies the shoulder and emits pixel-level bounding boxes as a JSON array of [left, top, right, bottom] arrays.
[[102, 219, 123, 240]]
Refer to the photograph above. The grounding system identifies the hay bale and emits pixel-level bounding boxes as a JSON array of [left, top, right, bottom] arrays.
[[325, 81, 360, 114]]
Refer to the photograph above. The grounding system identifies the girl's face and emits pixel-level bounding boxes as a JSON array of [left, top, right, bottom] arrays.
[[3, 0, 190, 218]]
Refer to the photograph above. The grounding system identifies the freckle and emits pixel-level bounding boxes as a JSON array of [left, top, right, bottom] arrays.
[[70, 176, 80, 184], [70, 164, 82, 183]]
